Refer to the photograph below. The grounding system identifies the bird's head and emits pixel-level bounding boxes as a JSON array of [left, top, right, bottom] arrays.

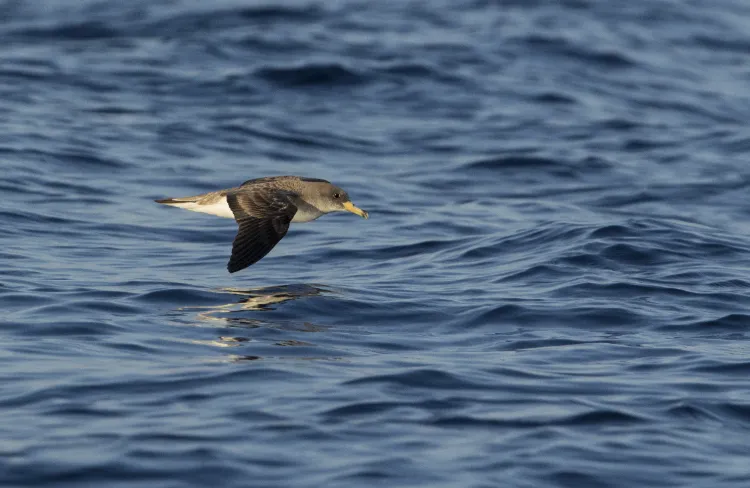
[[309, 181, 368, 219]]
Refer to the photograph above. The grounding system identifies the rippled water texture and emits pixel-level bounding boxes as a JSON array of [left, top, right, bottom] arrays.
[[2, 0, 750, 486]]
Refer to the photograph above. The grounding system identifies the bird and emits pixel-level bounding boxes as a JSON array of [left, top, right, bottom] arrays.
[[155, 176, 368, 273]]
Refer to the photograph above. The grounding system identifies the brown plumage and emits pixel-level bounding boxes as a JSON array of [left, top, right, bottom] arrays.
[[156, 176, 368, 273]]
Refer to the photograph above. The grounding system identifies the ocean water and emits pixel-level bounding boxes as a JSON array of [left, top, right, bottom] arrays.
[[2, 0, 750, 486]]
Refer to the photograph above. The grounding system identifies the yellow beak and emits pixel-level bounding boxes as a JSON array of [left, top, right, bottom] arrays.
[[343, 201, 369, 219]]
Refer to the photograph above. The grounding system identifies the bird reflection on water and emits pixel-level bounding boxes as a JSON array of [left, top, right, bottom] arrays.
[[179, 284, 336, 361]]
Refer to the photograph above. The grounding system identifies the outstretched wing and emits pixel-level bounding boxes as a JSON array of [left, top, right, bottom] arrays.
[[225, 190, 298, 273]]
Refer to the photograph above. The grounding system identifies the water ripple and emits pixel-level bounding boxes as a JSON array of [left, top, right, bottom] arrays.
[[3, 0, 750, 486]]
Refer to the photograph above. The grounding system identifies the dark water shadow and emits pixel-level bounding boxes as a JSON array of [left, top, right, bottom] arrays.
[[182, 283, 329, 328], [177, 283, 344, 362]]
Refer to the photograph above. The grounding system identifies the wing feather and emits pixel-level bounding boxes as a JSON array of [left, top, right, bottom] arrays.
[[225, 190, 297, 273]]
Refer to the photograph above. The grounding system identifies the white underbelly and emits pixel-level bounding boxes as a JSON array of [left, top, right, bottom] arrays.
[[291, 207, 323, 223], [169, 196, 322, 222], [168, 198, 235, 218]]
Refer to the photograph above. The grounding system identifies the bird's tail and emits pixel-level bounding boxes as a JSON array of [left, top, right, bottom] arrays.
[[154, 191, 235, 218], [154, 195, 200, 205]]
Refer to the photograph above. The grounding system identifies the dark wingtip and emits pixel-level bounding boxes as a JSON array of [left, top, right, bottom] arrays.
[[155, 198, 173, 204]]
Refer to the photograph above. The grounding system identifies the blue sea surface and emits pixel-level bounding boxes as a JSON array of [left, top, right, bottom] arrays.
[[2, 0, 750, 486]]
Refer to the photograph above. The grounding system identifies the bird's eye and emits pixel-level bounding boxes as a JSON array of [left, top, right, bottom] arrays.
[[333, 193, 340, 199]]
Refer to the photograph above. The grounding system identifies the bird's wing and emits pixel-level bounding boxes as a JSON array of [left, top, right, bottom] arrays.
[[225, 189, 298, 273]]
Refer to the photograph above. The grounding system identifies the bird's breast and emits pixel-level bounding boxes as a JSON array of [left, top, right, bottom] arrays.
[[291, 206, 324, 223]]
